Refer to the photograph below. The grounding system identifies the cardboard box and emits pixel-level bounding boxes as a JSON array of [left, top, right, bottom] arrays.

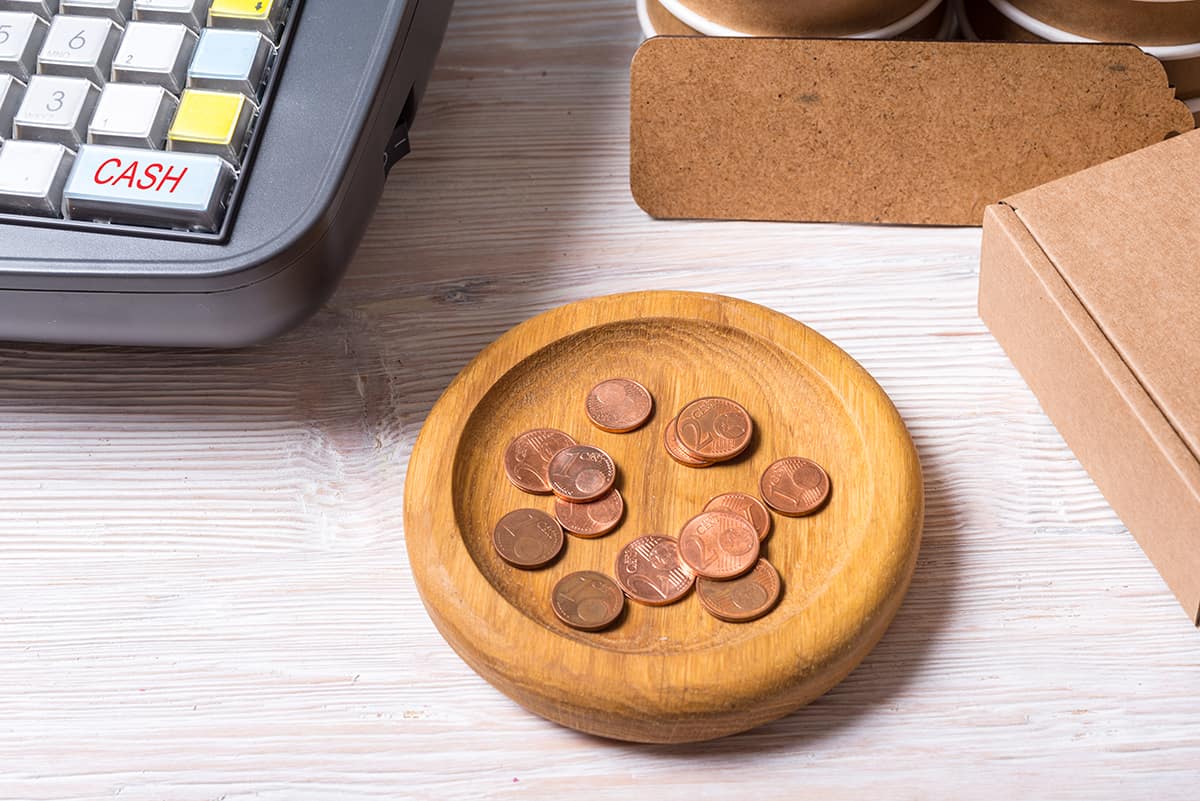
[[979, 129, 1200, 625]]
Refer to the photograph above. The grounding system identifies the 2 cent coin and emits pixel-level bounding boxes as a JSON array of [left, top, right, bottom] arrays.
[[503, 428, 577, 494], [663, 415, 713, 468], [675, 397, 753, 462], [614, 535, 695, 606], [677, 510, 760, 580]]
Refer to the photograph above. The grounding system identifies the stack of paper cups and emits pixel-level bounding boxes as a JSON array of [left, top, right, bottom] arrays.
[[637, 0, 957, 41], [957, 0, 1200, 123]]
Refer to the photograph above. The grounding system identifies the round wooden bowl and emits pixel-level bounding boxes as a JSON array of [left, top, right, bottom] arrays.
[[405, 291, 924, 743]]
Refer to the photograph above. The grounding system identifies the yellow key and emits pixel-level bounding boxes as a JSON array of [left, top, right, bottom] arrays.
[[168, 89, 256, 166], [209, 0, 285, 38]]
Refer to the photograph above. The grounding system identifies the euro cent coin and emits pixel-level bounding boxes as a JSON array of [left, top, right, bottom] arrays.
[[554, 488, 624, 538], [759, 456, 831, 517], [547, 444, 617, 503], [677, 510, 760, 580], [614, 535, 695, 606], [703, 491, 772, 541], [492, 508, 564, 569], [585, 378, 654, 433], [551, 570, 625, 631], [675, 397, 753, 462], [663, 415, 713, 468], [697, 559, 782, 623], [503, 428, 577, 494]]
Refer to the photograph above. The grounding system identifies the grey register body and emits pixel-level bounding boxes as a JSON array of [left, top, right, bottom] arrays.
[[0, 0, 454, 347]]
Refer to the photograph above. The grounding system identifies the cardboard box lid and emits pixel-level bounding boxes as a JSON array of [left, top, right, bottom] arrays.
[[630, 37, 1194, 226], [1004, 131, 1200, 463]]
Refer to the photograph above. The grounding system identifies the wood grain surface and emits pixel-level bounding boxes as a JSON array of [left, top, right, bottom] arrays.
[[0, 0, 1197, 797], [405, 291, 923, 742]]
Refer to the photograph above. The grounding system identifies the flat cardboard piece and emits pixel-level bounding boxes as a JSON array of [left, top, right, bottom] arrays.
[[630, 38, 1194, 226], [979, 129, 1200, 625]]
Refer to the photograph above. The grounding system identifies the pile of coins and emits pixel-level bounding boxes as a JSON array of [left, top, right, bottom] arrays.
[[494, 378, 832, 632]]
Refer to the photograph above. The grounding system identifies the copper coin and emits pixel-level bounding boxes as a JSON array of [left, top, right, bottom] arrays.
[[662, 415, 713, 468], [554, 488, 624, 538], [546, 444, 617, 503], [503, 428, 577, 494], [675, 397, 753, 462], [585, 378, 654, 433], [760, 457, 831, 517], [551, 570, 625, 631], [703, 492, 773, 541], [697, 559, 782, 623], [677, 510, 760, 579], [492, 509, 564, 569], [614, 535, 695, 606]]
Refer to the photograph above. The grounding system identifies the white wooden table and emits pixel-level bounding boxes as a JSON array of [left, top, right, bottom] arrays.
[[2, 2, 1197, 798]]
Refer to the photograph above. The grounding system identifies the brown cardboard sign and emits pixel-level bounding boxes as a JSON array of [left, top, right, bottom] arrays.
[[979, 129, 1200, 625], [630, 38, 1194, 226]]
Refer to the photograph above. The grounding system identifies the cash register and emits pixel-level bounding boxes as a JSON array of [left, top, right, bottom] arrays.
[[0, 0, 453, 345]]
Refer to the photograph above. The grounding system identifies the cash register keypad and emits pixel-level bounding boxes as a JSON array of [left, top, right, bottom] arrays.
[[0, 0, 292, 232]]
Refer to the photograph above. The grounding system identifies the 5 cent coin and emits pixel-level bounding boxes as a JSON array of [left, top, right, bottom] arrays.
[[760, 456, 831, 517], [503, 428, 577, 494], [551, 571, 625, 631], [586, 378, 654, 433], [492, 508, 564, 569]]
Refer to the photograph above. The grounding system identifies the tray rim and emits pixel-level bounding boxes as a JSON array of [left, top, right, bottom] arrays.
[[404, 290, 924, 742]]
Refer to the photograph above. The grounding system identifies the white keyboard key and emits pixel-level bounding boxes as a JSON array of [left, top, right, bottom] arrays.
[[0, 73, 23, 139], [112, 20, 194, 93], [0, 138, 73, 216], [132, 0, 207, 32], [38, 14, 122, 86], [89, 81, 174, 147], [0, 1, 58, 21], [187, 27, 269, 97], [0, 11, 48, 81], [63, 143, 234, 230], [60, 0, 134, 24], [13, 74, 96, 146]]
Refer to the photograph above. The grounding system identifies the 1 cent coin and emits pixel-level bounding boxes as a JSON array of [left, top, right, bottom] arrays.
[[697, 559, 782, 623], [759, 457, 831, 517], [677, 510, 760, 580], [614, 535, 695, 606], [547, 444, 617, 503], [586, 378, 654, 433], [675, 397, 753, 462], [663, 415, 713, 468], [703, 492, 772, 541], [551, 571, 625, 631], [554, 488, 624, 538], [503, 428, 577, 494], [492, 508, 564, 569]]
